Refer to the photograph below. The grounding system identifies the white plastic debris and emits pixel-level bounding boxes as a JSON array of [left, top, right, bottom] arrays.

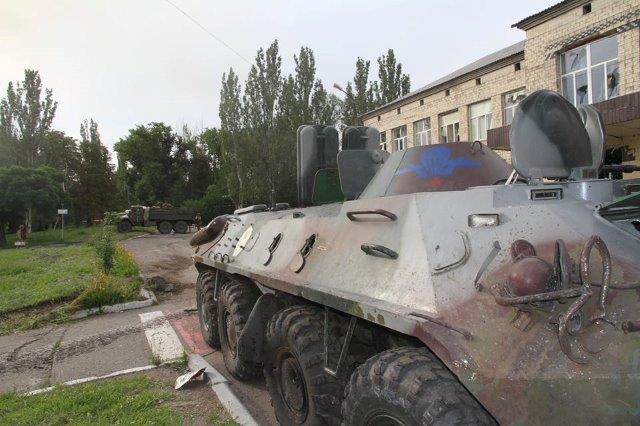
[[174, 367, 206, 390]]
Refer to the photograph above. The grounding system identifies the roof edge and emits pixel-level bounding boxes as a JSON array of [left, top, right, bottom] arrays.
[[360, 50, 524, 121], [512, 0, 591, 30]]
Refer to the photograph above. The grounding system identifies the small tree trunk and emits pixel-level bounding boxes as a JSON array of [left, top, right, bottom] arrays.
[[26, 206, 32, 234], [0, 222, 6, 247]]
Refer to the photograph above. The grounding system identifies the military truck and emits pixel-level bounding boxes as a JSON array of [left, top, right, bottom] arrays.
[[191, 91, 640, 425], [116, 205, 195, 234]]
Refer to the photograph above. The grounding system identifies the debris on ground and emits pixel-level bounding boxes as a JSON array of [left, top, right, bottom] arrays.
[[174, 367, 206, 390]]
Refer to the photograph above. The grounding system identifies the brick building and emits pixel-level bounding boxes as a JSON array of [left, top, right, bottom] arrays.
[[361, 0, 640, 174]]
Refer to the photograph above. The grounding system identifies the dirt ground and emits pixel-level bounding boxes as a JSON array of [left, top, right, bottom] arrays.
[[144, 367, 237, 425], [122, 233, 199, 290]]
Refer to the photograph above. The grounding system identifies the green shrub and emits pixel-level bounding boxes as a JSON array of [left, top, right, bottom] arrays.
[[103, 211, 121, 226], [93, 226, 115, 273], [112, 245, 139, 277], [70, 273, 139, 310]]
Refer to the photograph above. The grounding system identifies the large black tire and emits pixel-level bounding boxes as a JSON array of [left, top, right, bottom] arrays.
[[342, 347, 495, 426], [157, 221, 173, 234], [173, 220, 188, 234], [217, 279, 261, 380], [264, 306, 347, 425], [117, 220, 132, 233], [196, 270, 221, 349]]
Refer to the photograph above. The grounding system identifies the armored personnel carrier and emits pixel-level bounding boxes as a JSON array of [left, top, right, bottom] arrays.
[[191, 91, 640, 425]]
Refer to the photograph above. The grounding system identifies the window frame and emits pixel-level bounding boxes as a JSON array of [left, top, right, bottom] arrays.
[[468, 100, 492, 142], [392, 125, 407, 151], [439, 111, 460, 143], [379, 131, 387, 151], [560, 35, 619, 106], [503, 88, 526, 126], [413, 118, 432, 146]]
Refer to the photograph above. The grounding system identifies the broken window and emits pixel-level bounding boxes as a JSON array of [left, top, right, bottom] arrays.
[[561, 35, 619, 106]]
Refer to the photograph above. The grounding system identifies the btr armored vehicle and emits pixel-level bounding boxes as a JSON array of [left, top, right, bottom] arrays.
[[192, 91, 640, 425], [116, 205, 196, 234]]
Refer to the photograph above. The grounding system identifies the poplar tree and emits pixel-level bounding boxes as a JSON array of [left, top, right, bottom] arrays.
[[0, 70, 57, 167], [74, 119, 116, 223]]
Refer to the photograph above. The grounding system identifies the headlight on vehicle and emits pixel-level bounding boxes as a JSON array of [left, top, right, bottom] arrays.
[[468, 214, 500, 228]]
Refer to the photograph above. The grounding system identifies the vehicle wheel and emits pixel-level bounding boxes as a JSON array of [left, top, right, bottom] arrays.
[[264, 306, 346, 425], [173, 220, 188, 234], [342, 347, 495, 426], [158, 221, 173, 234], [117, 220, 132, 233], [196, 270, 221, 349], [217, 279, 261, 380]]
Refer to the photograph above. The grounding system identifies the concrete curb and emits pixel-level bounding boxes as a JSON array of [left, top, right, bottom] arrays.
[[69, 282, 157, 320], [25, 365, 158, 395], [188, 354, 259, 426]]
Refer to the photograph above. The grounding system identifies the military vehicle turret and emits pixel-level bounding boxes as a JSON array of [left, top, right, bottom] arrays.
[[191, 91, 640, 425]]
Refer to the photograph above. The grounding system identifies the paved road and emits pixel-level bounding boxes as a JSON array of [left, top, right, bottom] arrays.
[[0, 233, 275, 425]]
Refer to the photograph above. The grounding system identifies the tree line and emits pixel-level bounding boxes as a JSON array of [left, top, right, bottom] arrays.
[[0, 43, 410, 246]]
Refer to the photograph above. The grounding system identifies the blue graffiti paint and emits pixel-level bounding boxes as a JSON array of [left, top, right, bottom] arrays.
[[395, 146, 480, 180]]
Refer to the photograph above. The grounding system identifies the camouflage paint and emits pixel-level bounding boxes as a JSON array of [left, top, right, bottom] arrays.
[[193, 144, 640, 424]]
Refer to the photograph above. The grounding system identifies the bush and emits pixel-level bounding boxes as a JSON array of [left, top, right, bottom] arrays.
[[71, 273, 140, 310], [183, 185, 235, 223], [93, 226, 115, 273], [103, 211, 121, 226], [112, 245, 139, 277]]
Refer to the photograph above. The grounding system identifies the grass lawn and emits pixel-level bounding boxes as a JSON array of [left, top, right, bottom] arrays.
[[0, 369, 237, 426], [0, 244, 94, 314], [0, 225, 154, 335], [3, 224, 156, 247]]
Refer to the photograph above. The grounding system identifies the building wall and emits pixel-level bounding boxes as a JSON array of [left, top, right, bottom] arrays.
[[363, 62, 525, 151], [364, 0, 640, 162], [523, 0, 640, 95]]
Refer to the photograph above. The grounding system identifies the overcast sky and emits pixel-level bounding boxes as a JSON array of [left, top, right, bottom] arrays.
[[0, 0, 558, 153]]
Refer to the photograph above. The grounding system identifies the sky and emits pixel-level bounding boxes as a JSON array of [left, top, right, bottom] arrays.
[[0, 0, 559, 153]]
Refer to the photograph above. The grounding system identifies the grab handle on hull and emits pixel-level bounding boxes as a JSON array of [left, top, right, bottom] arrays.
[[361, 243, 398, 259], [347, 209, 397, 222]]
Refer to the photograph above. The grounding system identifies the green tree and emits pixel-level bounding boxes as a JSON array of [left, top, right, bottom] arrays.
[[73, 119, 116, 224], [0, 166, 62, 244], [0, 70, 58, 167], [342, 50, 411, 125], [311, 81, 342, 125], [342, 58, 376, 126], [218, 69, 246, 206], [180, 125, 214, 201], [114, 122, 184, 206], [40, 130, 80, 190], [241, 40, 283, 205], [375, 49, 411, 105]]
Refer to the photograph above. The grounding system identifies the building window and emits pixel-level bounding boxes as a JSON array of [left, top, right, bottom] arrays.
[[560, 35, 619, 106], [469, 100, 492, 141], [377, 115, 381, 122], [445, 89, 451, 97], [414, 119, 432, 146], [504, 88, 526, 125], [475, 78, 481, 85], [392, 126, 407, 151], [583, 3, 591, 14], [514, 62, 521, 72], [379, 131, 387, 151], [439, 111, 460, 143], [420, 99, 424, 106], [397, 107, 401, 114]]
